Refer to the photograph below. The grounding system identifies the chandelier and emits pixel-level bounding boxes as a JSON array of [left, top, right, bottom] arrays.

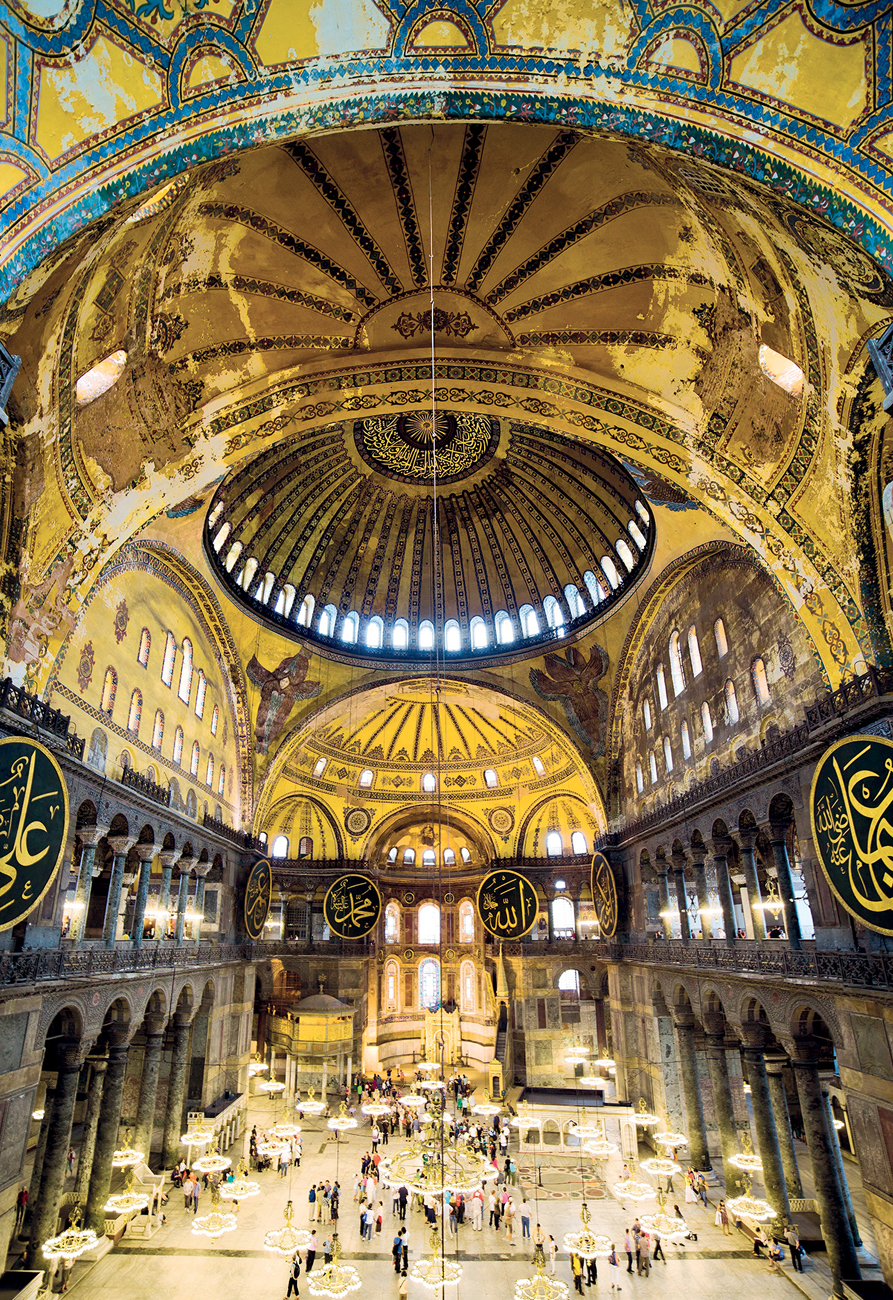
[[299, 1088, 326, 1116], [257, 1138, 290, 1160], [181, 1121, 215, 1146], [471, 1101, 502, 1117], [417, 1061, 441, 1073], [307, 1234, 362, 1298], [218, 1160, 261, 1203], [42, 1203, 98, 1264], [639, 1157, 680, 1177], [562, 1202, 613, 1260], [361, 1100, 392, 1118], [328, 1102, 359, 1133], [400, 1092, 428, 1108], [32, 1109, 45, 1120], [258, 1078, 286, 1094], [612, 1161, 657, 1204], [652, 1130, 687, 1149], [111, 1130, 144, 1168], [271, 1110, 303, 1140], [264, 1199, 313, 1256], [633, 1099, 660, 1127], [511, 1101, 542, 1132], [516, 1226, 569, 1300], [379, 1094, 496, 1196], [192, 1184, 238, 1242], [572, 1116, 609, 1141], [640, 1192, 689, 1242], [104, 1167, 150, 1214], [582, 1124, 618, 1159], [192, 1147, 232, 1175], [409, 1225, 463, 1290], [593, 1057, 616, 1069], [726, 1177, 775, 1223], [418, 1079, 446, 1091], [248, 1059, 269, 1077], [729, 1134, 763, 1172]]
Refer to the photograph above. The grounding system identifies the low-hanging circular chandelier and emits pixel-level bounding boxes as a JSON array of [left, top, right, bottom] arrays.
[[640, 1192, 689, 1242], [32, 1109, 45, 1120], [582, 1125, 618, 1159], [633, 1099, 660, 1127], [111, 1130, 144, 1168], [104, 1167, 150, 1215], [257, 1138, 290, 1160], [652, 1130, 688, 1149], [192, 1149, 232, 1175], [270, 1110, 303, 1140], [593, 1058, 616, 1069], [181, 1121, 215, 1146], [516, 1226, 570, 1300], [327, 1102, 359, 1133], [612, 1162, 657, 1204], [192, 1185, 238, 1242], [264, 1199, 313, 1256], [729, 1134, 763, 1172], [409, 1225, 464, 1291], [400, 1093, 428, 1109], [307, 1234, 362, 1298], [258, 1079, 286, 1094], [42, 1204, 98, 1264], [417, 1079, 446, 1092], [299, 1088, 326, 1116], [726, 1177, 775, 1223], [218, 1160, 261, 1203], [639, 1157, 680, 1177], [248, 1060, 269, 1077], [361, 1101, 392, 1118], [572, 1117, 609, 1141], [471, 1101, 502, 1117], [562, 1202, 613, 1260], [416, 1061, 441, 1073], [511, 1102, 542, 1131]]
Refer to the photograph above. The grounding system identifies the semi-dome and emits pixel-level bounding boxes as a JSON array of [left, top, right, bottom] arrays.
[[205, 416, 653, 666]]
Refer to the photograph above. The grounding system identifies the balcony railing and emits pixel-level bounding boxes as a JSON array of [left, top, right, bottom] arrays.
[[0, 941, 245, 986], [202, 813, 263, 851], [120, 764, 171, 806], [0, 676, 85, 758]]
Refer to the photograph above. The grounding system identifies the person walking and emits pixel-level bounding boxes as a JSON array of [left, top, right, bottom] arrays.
[[624, 1229, 634, 1273], [398, 1184, 408, 1221], [652, 1230, 665, 1263], [67, 1147, 74, 1176], [697, 1173, 708, 1209], [15, 1187, 27, 1233], [393, 1231, 404, 1273], [586, 1254, 598, 1286], [286, 1253, 301, 1298], [609, 1244, 622, 1291], [191, 1178, 201, 1215], [639, 1235, 651, 1278], [308, 1184, 317, 1221], [785, 1224, 803, 1272], [571, 1253, 584, 1296], [717, 1200, 731, 1236], [306, 1232, 317, 1273], [520, 1199, 531, 1240], [548, 1235, 557, 1275]]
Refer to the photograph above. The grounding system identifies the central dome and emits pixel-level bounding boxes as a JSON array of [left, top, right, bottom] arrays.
[[205, 416, 653, 666]]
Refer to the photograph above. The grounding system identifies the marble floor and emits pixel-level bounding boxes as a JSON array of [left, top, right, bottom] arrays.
[[21, 1096, 876, 1300]]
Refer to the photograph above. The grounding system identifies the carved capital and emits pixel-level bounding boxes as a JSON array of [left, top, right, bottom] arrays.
[[79, 825, 110, 848], [108, 835, 137, 858], [134, 844, 156, 863]]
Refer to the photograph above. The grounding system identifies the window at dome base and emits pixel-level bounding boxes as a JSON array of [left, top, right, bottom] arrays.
[[205, 416, 654, 666]]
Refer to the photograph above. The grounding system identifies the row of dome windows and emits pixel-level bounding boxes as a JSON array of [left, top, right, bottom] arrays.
[[309, 755, 550, 787], [383, 830, 592, 865], [208, 504, 649, 652]]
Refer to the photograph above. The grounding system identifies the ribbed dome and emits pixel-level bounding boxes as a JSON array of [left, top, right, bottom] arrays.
[[205, 415, 652, 666]]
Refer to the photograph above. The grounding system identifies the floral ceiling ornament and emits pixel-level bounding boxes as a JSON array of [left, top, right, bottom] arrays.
[[77, 641, 95, 693], [113, 598, 129, 644], [392, 308, 475, 339]]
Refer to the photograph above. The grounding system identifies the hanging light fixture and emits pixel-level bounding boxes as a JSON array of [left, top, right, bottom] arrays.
[[299, 1087, 326, 1116], [652, 1130, 688, 1149], [471, 1100, 502, 1117], [409, 1224, 463, 1290], [639, 1157, 680, 1177], [633, 1099, 660, 1126], [417, 1078, 446, 1092], [271, 1109, 303, 1140], [562, 1202, 613, 1260], [612, 1161, 657, 1204], [400, 1092, 428, 1109], [511, 1101, 542, 1133], [180, 1120, 215, 1146], [307, 1234, 362, 1297], [752, 879, 784, 916], [42, 1203, 98, 1264], [32, 1109, 45, 1120], [582, 1123, 618, 1159], [192, 1183, 238, 1242], [327, 1102, 359, 1134], [416, 1061, 441, 1073], [264, 1199, 313, 1256], [104, 1167, 150, 1214], [256, 1137, 290, 1160], [258, 1078, 286, 1094], [218, 1160, 261, 1203], [640, 1191, 689, 1242], [516, 1224, 570, 1300], [729, 1134, 763, 1172], [192, 1144, 232, 1175], [379, 1091, 496, 1196], [248, 1059, 269, 1077], [111, 1130, 144, 1168], [361, 1100, 392, 1118], [726, 1176, 775, 1222], [572, 1116, 609, 1141]]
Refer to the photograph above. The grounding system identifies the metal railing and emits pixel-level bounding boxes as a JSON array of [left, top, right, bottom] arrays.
[[0, 676, 85, 757], [120, 765, 171, 806], [0, 941, 245, 986], [202, 813, 263, 851]]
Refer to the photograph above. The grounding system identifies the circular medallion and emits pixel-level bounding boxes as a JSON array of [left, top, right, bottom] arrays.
[[354, 411, 499, 484], [323, 873, 382, 940], [445, 948, 456, 960], [404, 948, 415, 961], [477, 869, 538, 940], [591, 851, 619, 938], [443, 891, 455, 904], [0, 738, 69, 933], [810, 735, 893, 934], [487, 806, 515, 836], [345, 807, 372, 837], [402, 892, 415, 905], [243, 857, 273, 941]]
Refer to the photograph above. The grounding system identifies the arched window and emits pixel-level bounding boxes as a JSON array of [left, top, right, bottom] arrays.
[[655, 664, 668, 710], [459, 900, 475, 942], [275, 584, 296, 618], [340, 611, 359, 644], [418, 620, 435, 650], [161, 632, 176, 686], [571, 831, 587, 855], [385, 959, 399, 1011], [752, 657, 771, 705], [643, 698, 653, 731], [552, 896, 575, 936], [470, 616, 488, 649], [258, 831, 268, 847], [663, 735, 674, 773], [240, 557, 258, 591], [494, 610, 514, 644], [313, 757, 327, 777], [178, 638, 193, 705], [224, 540, 243, 573], [484, 768, 498, 789], [419, 958, 441, 1010], [649, 751, 658, 784], [532, 755, 546, 777], [127, 689, 142, 734], [681, 720, 691, 759], [601, 556, 620, 590], [403, 848, 416, 864], [460, 847, 471, 863], [87, 728, 107, 772], [422, 848, 436, 867], [725, 678, 740, 724], [318, 604, 337, 637], [543, 596, 564, 632], [669, 631, 685, 696], [100, 667, 117, 716], [259, 571, 275, 604], [615, 538, 635, 573], [564, 584, 585, 618], [392, 618, 409, 650], [421, 772, 436, 793], [440, 619, 459, 652], [387, 847, 398, 863], [418, 903, 440, 944], [296, 594, 315, 627], [218, 764, 225, 795], [152, 709, 164, 749], [519, 604, 539, 638], [138, 628, 151, 666], [558, 968, 580, 995], [271, 834, 289, 858], [714, 617, 729, 658], [635, 499, 650, 524], [385, 902, 399, 943], [635, 761, 644, 794], [366, 615, 384, 649], [443, 848, 455, 865], [359, 768, 374, 788], [584, 570, 606, 605], [701, 701, 714, 743], [173, 727, 184, 765], [688, 626, 703, 677], [195, 670, 207, 718], [461, 959, 476, 1011], [206, 754, 214, 786], [211, 704, 219, 736], [212, 521, 231, 553], [298, 836, 312, 858], [546, 831, 563, 857], [190, 740, 200, 776], [628, 518, 647, 550]]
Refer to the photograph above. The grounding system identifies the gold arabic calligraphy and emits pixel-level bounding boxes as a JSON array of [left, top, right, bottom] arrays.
[[360, 413, 492, 481], [0, 740, 67, 929], [479, 871, 536, 938], [814, 742, 893, 915], [325, 875, 381, 938]]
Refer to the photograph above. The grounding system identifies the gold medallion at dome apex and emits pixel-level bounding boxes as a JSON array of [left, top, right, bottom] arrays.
[[353, 410, 499, 484]]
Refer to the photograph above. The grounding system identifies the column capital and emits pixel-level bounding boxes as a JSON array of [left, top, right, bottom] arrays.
[[79, 825, 110, 848], [134, 844, 156, 863], [689, 842, 707, 866], [785, 1036, 822, 1067], [739, 1023, 768, 1052], [177, 856, 196, 875], [702, 1012, 727, 1040], [193, 863, 211, 879], [670, 849, 688, 873], [709, 835, 733, 857], [143, 1014, 166, 1040], [108, 834, 137, 857], [735, 827, 758, 852], [57, 1036, 94, 1071], [767, 818, 793, 843], [673, 1009, 697, 1030], [764, 1055, 789, 1076], [653, 856, 669, 878], [159, 850, 179, 868]]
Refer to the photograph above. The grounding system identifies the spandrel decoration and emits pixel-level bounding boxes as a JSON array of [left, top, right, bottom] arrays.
[[324, 873, 382, 939], [811, 734, 893, 935], [591, 851, 618, 938], [244, 858, 273, 941], [0, 737, 69, 932], [477, 869, 538, 940]]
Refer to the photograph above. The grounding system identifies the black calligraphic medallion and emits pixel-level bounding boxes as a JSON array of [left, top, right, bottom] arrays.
[[477, 869, 538, 940], [0, 737, 69, 933], [591, 851, 618, 938], [811, 734, 893, 935], [243, 857, 272, 940], [324, 873, 382, 939]]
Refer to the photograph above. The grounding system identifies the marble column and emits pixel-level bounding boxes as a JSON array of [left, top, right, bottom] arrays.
[[709, 836, 737, 945], [174, 859, 195, 945], [703, 1019, 740, 1192], [130, 845, 156, 948], [158, 850, 178, 937], [103, 835, 136, 948], [85, 1030, 131, 1233], [30, 1090, 54, 1206], [790, 1041, 860, 1293], [670, 852, 691, 942], [134, 1016, 166, 1162], [71, 826, 108, 944], [689, 844, 712, 940], [75, 1060, 106, 1205], [29, 1040, 87, 1255], [823, 1088, 862, 1247], [767, 820, 802, 950], [764, 1058, 802, 1197], [741, 1032, 791, 1230], [655, 864, 672, 940], [736, 828, 766, 941], [674, 1012, 711, 1170], [193, 864, 210, 942], [162, 1016, 193, 1167]]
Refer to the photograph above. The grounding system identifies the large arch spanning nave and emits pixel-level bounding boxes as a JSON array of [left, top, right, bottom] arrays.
[[1, 1, 893, 1298]]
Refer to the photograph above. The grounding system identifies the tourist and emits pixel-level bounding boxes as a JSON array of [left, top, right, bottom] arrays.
[[717, 1200, 731, 1236], [306, 1232, 317, 1273], [548, 1235, 557, 1274], [609, 1243, 622, 1290], [308, 1184, 317, 1221], [624, 1229, 633, 1272], [520, 1198, 531, 1239], [784, 1224, 803, 1272], [286, 1253, 301, 1298], [768, 1239, 784, 1273], [571, 1252, 584, 1296]]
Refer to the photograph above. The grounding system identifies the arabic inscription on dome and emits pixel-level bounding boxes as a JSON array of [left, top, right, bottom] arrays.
[[354, 411, 499, 484]]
